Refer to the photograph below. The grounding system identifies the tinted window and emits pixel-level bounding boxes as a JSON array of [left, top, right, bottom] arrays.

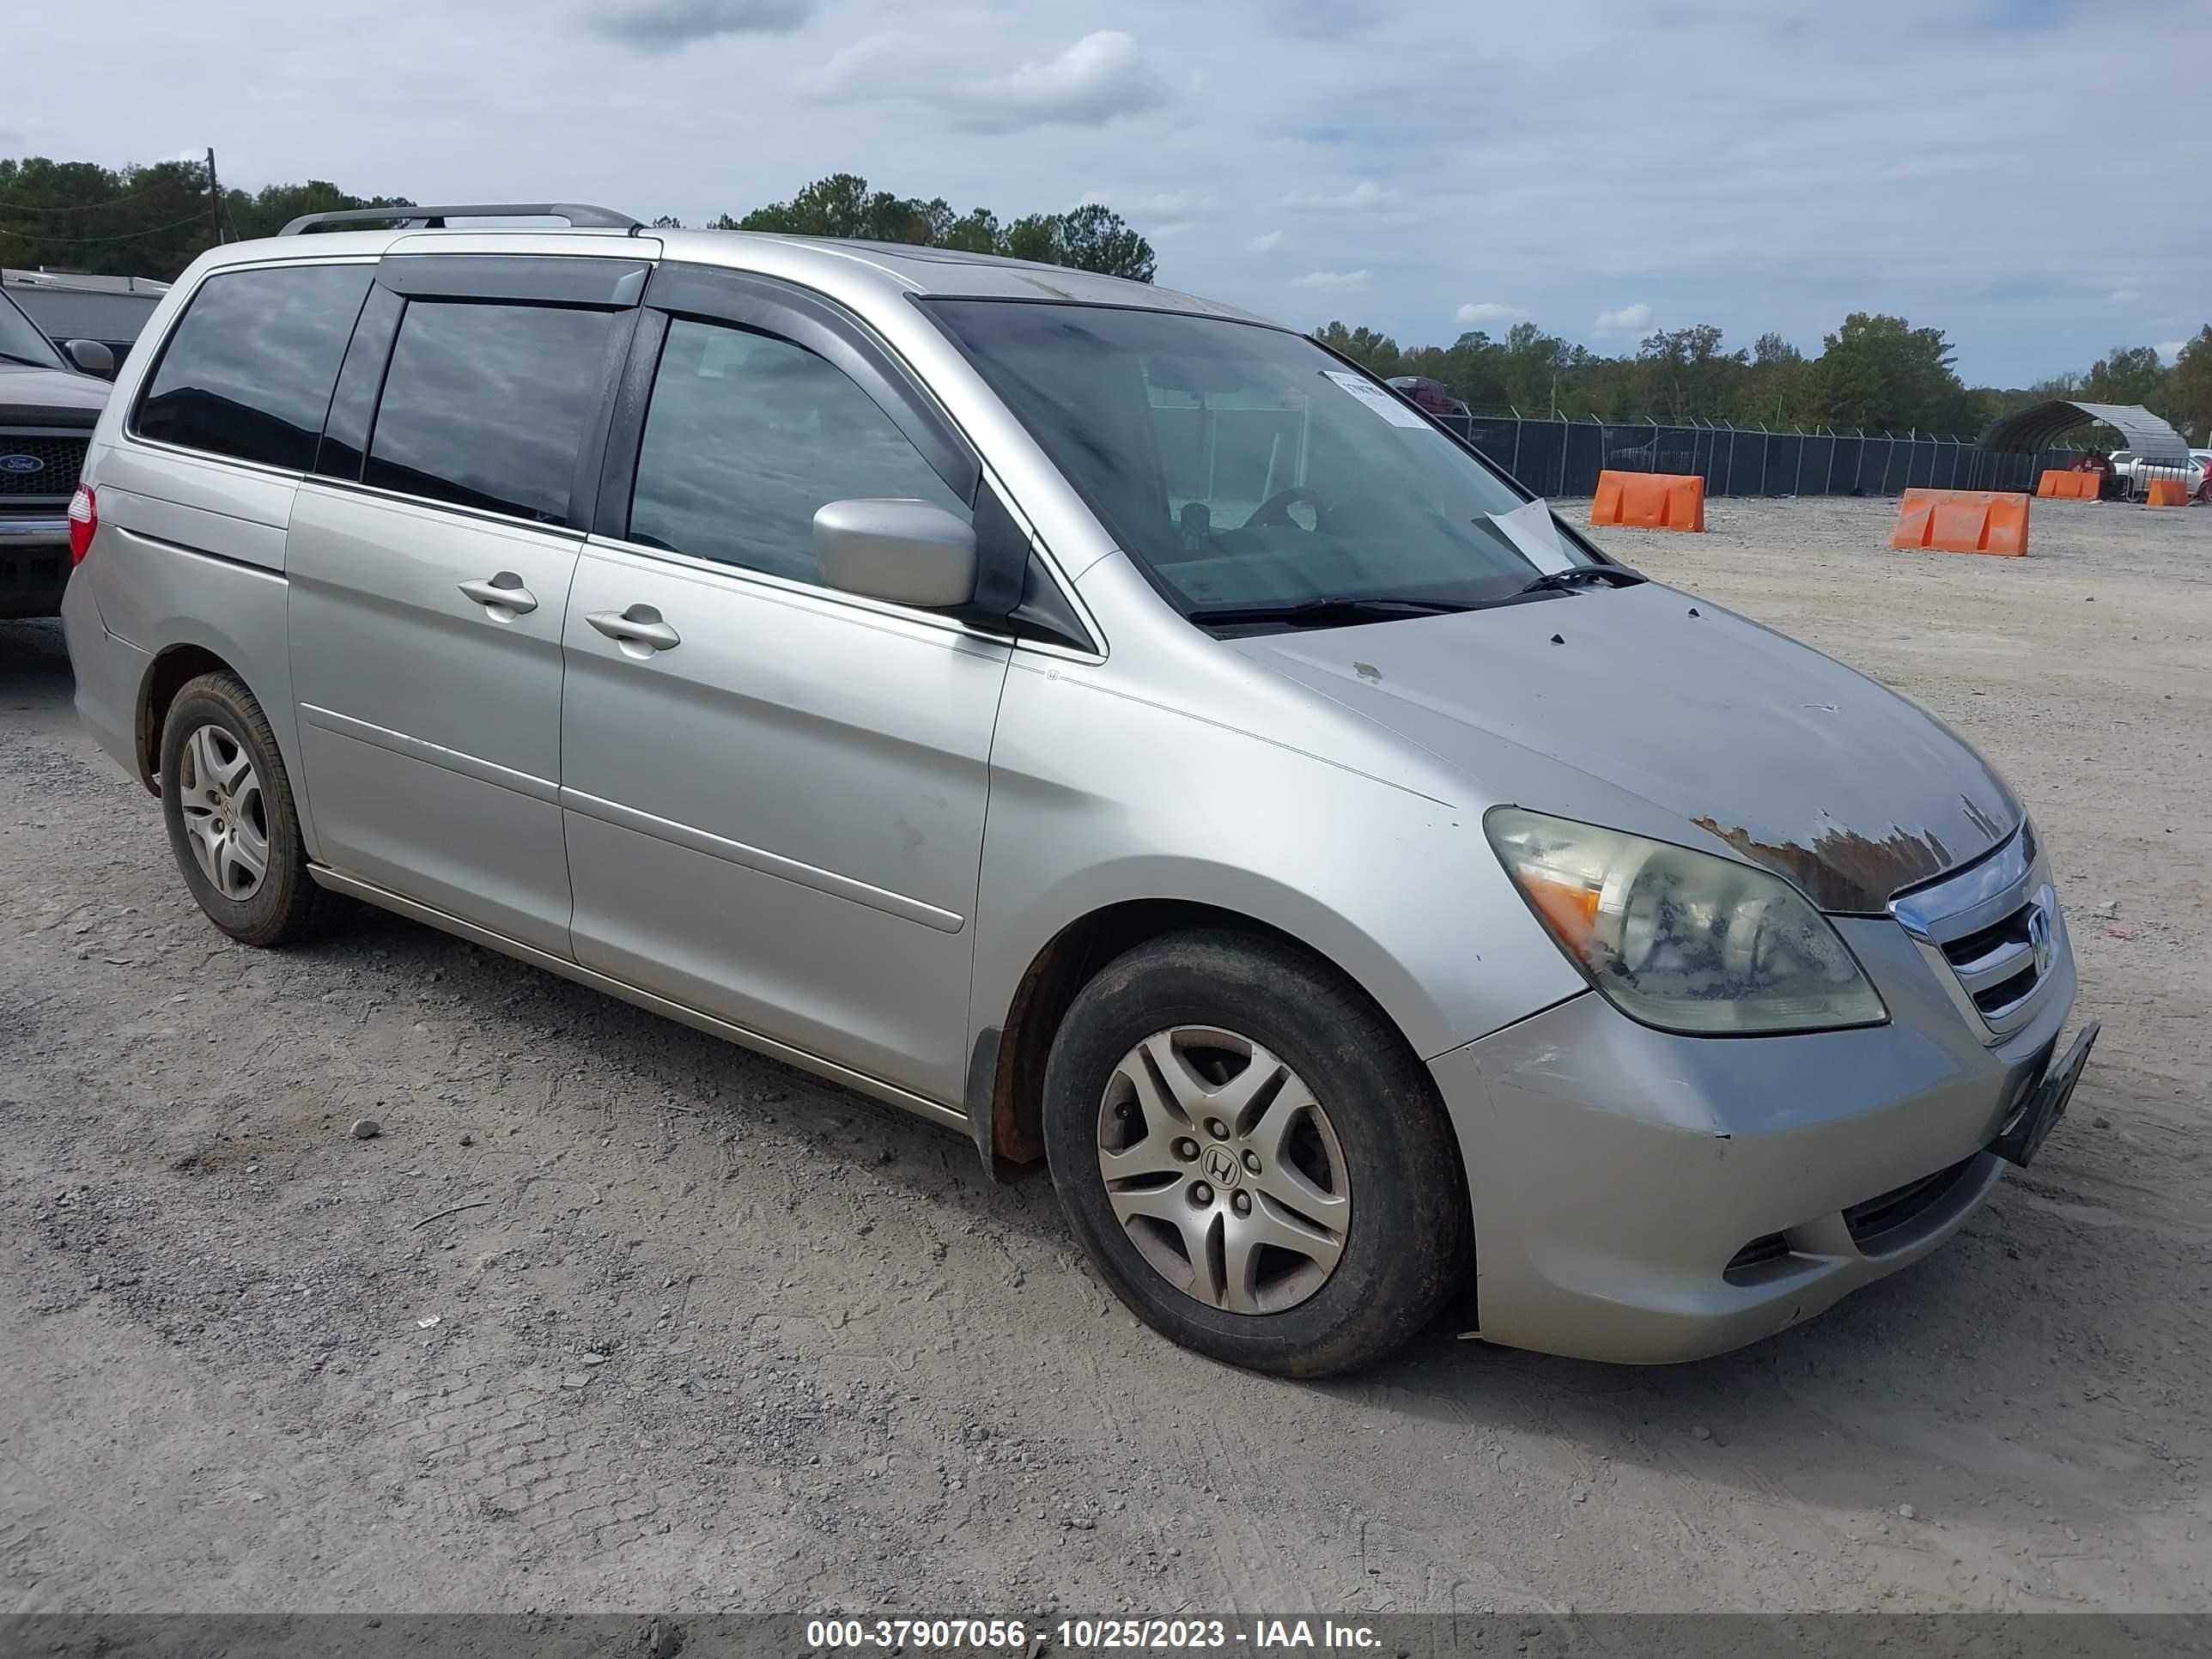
[[629, 319, 968, 583], [136, 264, 373, 471], [365, 301, 614, 524]]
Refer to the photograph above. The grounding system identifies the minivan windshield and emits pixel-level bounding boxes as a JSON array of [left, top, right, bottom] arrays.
[[0, 288, 67, 371], [929, 301, 1600, 624]]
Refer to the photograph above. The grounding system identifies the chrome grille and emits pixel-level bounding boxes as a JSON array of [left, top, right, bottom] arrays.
[[0, 432, 89, 499], [1891, 824, 2060, 1042]]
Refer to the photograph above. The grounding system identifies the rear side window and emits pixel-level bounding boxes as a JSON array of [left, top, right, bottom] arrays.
[[628, 318, 969, 583], [364, 301, 614, 524], [135, 264, 373, 471]]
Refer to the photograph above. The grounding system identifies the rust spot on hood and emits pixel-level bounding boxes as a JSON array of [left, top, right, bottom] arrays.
[[1692, 816, 1958, 914]]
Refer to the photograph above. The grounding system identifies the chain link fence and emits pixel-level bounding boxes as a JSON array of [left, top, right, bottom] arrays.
[[1435, 412, 2079, 500]]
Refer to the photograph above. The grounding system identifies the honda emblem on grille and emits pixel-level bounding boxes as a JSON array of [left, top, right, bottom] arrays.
[[2027, 902, 2053, 978], [0, 453, 46, 475]]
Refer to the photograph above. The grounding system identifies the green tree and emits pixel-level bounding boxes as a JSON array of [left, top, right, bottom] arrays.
[[1812, 313, 1970, 432], [1632, 324, 1748, 422], [1054, 204, 1155, 282], [2167, 326, 2212, 443], [940, 207, 1002, 254], [1312, 321, 1403, 379], [1001, 213, 1063, 264], [721, 173, 1154, 280], [2081, 344, 2167, 408]]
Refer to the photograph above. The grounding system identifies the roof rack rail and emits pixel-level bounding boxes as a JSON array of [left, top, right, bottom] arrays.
[[277, 203, 643, 236]]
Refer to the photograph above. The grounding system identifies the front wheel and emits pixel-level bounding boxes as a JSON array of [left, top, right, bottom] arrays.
[[1042, 930, 1469, 1376]]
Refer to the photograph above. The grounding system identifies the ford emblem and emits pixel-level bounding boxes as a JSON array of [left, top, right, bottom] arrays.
[[0, 453, 46, 476]]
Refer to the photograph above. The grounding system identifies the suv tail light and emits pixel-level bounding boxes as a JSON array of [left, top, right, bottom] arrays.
[[67, 483, 96, 564]]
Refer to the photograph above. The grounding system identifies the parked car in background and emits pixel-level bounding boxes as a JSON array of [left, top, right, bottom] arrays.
[[2105, 448, 2207, 500], [62, 206, 2090, 1375], [2, 270, 169, 381], [1, 283, 110, 619], [1386, 374, 1470, 425]]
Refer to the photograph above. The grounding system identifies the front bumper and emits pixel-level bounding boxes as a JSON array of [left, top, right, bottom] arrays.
[[1429, 908, 2078, 1364], [0, 514, 71, 619]]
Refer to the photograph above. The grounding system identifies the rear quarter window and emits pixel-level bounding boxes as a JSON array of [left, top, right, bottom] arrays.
[[134, 264, 374, 471]]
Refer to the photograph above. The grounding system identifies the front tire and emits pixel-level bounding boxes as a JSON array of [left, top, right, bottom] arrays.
[[1042, 930, 1469, 1376], [159, 672, 337, 947]]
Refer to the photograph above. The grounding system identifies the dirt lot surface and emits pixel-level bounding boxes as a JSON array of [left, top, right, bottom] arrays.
[[3, 495, 2209, 1615]]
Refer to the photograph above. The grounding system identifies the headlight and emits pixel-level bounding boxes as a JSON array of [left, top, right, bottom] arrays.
[[1486, 807, 1888, 1035]]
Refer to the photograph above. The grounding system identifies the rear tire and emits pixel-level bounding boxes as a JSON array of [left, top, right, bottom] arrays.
[[1042, 929, 1469, 1376], [159, 672, 339, 947]]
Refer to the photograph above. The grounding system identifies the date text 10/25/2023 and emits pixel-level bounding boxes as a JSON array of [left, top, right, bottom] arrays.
[[804, 1618, 1384, 1651]]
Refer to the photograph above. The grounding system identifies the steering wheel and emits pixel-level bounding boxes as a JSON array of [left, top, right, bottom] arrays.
[[1243, 486, 1328, 531]]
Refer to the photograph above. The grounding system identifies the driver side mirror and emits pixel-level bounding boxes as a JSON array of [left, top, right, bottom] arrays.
[[812, 499, 978, 610], [64, 338, 116, 379]]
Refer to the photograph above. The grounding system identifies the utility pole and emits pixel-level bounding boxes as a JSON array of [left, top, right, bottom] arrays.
[[204, 148, 225, 246]]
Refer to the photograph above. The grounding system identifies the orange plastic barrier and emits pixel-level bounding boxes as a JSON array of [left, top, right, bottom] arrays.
[[1590, 470, 1705, 532], [2146, 478, 2189, 507], [1889, 489, 2029, 556], [2037, 470, 2098, 500]]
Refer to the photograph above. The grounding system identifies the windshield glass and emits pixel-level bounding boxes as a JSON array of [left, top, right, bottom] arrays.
[[0, 288, 66, 370], [929, 301, 1595, 619]]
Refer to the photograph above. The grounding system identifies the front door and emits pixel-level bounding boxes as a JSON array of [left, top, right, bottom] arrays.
[[288, 256, 639, 953], [560, 300, 1007, 1106]]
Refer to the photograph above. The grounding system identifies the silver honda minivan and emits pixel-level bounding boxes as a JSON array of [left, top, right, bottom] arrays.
[[59, 205, 2093, 1375]]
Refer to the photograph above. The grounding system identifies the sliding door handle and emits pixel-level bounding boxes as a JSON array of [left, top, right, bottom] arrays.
[[458, 574, 538, 616]]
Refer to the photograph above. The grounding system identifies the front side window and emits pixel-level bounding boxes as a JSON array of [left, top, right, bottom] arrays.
[[135, 264, 372, 471], [365, 300, 615, 524], [929, 301, 1597, 623], [628, 318, 969, 585]]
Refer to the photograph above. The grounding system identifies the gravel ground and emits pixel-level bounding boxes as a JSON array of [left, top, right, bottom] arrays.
[[2, 494, 2208, 1615]]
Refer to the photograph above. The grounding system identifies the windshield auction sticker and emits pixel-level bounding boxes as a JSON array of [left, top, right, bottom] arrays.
[[1322, 369, 1429, 427]]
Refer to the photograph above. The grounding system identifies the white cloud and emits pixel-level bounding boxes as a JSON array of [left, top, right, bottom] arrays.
[[1150, 220, 1193, 240], [812, 28, 1167, 131], [1455, 301, 1525, 325], [1291, 269, 1373, 291], [1246, 229, 1285, 253], [1284, 179, 1395, 210], [1593, 302, 1653, 334], [2155, 339, 2187, 364], [976, 30, 1168, 129], [2108, 287, 2141, 305], [585, 0, 811, 52]]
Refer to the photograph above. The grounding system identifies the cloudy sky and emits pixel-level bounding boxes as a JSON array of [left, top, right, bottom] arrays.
[[12, 0, 2206, 386]]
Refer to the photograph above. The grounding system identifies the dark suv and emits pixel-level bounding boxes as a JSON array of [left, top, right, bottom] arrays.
[[1, 284, 111, 619]]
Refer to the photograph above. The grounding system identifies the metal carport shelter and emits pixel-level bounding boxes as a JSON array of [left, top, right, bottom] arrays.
[[1980, 400, 2190, 460]]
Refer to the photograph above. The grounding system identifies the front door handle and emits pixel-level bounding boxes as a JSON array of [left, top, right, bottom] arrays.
[[459, 573, 538, 616], [586, 605, 681, 653]]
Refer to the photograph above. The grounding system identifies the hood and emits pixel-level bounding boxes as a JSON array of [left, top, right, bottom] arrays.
[[1231, 582, 2020, 913], [0, 359, 110, 428]]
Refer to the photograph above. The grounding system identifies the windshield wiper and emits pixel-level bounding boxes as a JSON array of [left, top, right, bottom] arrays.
[[1186, 595, 1474, 629], [0, 350, 59, 368], [1517, 564, 1646, 597]]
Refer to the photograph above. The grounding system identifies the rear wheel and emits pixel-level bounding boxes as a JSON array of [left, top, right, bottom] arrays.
[[1042, 930, 1468, 1376], [159, 672, 338, 946]]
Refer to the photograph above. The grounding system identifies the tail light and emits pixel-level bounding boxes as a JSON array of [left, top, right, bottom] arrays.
[[67, 483, 95, 564]]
